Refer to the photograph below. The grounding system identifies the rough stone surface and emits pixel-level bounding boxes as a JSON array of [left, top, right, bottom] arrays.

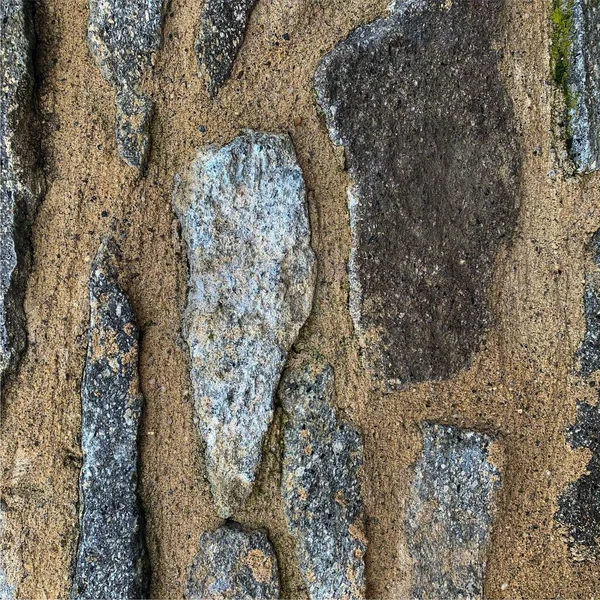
[[0, 0, 43, 386], [556, 400, 600, 560], [186, 521, 280, 600], [0, 505, 15, 600], [71, 240, 149, 599], [555, 0, 600, 173], [578, 229, 600, 377], [88, 0, 165, 170], [173, 130, 315, 518], [315, 0, 521, 386], [406, 423, 503, 600], [279, 361, 366, 600], [195, 0, 257, 97]]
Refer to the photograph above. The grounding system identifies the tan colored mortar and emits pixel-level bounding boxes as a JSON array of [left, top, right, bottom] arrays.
[[1, 0, 600, 597]]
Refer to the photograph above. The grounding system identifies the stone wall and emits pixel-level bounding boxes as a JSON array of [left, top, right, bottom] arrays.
[[2, 0, 600, 597]]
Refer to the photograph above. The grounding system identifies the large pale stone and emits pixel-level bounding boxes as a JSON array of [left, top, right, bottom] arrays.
[[173, 130, 315, 518], [186, 522, 280, 600], [315, 0, 520, 386], [279, 361, 366, 600], [71, 240, 149, 599], [195, 0, 257, 97], [0, 0, 43, 386], [88, 0, 165, 170], [552, 0, 600, 172], [407, 423, 503, 599]]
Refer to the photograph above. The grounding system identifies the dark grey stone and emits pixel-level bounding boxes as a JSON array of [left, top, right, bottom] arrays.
[[407, 423, 503, 600], [173, 130, 315, 518], [0, 0, 43, 386], [195, 0, 257, 97], [578, 229, 600, 377], [88, 0, 165, 170], [279, 361, 366, 600], [553, 0, 600, 173], [556, 400, 600, 561], [315, 0, 521, 387], [186, 522, 280, 600], [71, 240, 149, 600]]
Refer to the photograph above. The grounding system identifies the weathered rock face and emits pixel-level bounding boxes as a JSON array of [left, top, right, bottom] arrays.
[[279, 361, 366, 600], [0, 0, 43, 386], [0, 504, 15, 600], [315, 0, 521, 386], [195, 0, 257, 97], [88, 0, 165, 170], [406, 423, 503, 600], [186, 522, 280, 600], [578, 229, 600, 377], [173, 130, 315, 518], [556, 400, 600, 560], [71, 241, 149, 599], [557, 230, 600, 559], [552, 0, 600, 173]]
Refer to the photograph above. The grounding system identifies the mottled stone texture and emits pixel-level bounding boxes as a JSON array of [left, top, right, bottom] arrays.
[[88, 0, 165, 170], [71, 241, 149, 599], [173, 130, 315, 518], [407, 423, 502, 600], [315, 0, 520, 386], [280, 361, 366, 600], [195, 0, 257, 97], [554, 0, 600, 172], [0, 505, 15, 600], [0, 0, 43, 385], [186, 522, 280, 600], [557, 400, 600, 560], [578, 229, 600, 377]]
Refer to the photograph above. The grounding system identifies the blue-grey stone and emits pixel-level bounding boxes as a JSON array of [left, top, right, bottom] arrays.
[[173, 130, 315, 518], [554, 0, 600, 173], [88, 0, 165, 170], [280, 361, 366, 600], [407, 423, 503, 600], [186, 522, 280, 600], [71, 240, 149, 600], [0, 0, 43, 386]]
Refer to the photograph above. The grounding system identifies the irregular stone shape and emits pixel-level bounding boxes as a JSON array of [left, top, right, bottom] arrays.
[[407, 423, 502, 600], [186, 522, 280, 600], [88, 0, 165, 170], [315, 0, 521, 386], [71, 240, 149, 599], [279, 361, 366, 600], [0, 504, 15, 600], [0, 0, 43, 385], [173, 130, 315, 518], [195, 0, 257, 97], [556, 400, 600, 560], [552, 0, 600, 172], [578, 229, 600, 377]]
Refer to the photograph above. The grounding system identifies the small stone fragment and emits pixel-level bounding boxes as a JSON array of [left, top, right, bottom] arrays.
[[186, 521, 280, 600], [71, 240, 149, 599], [407, 423, 503, 600], [0, 0, 43, 386], [173, 130, 315, 518], [0, 504, 15, 600], [552, 0, 600, 172], [315, 0, 520, 386], [88, 0, 165, 170], [556, 400, 600, 560], [195, 0, 257, 97], [279, 361, 366, 600], [578, 229, 600, 377]]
